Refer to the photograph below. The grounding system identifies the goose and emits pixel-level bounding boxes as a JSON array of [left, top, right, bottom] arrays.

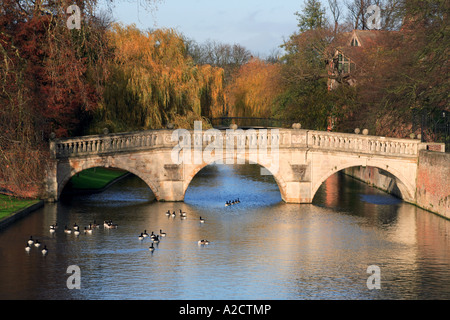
[[74, 229, 80, 236], [143, 230, 149, 238], [199, 217, 205, 223], [27, 236, 34, 245], [165, 210, 171, 216], [138, 233, 144, 241], [179, 210, 187, 217], [25, 243, 31, 252], [84, 227, 93, 234], [150, 231, 156, 239], [92, 220, 99, 228], [73, 223, 79, 231], [41, 245, 48, 255], [34, 239, 41, 248], [152, 235, 160, 244], [109, 222, 118, 229], [159, 229, 166, 237], [49, 226, 56, 234], [198, 240, 210, 245], [64, 226, 72, 234], [225, 201, 230, 207], [50, 223, 58, 229], [171, 211, 176, 218], [149, 243, 155, 252]]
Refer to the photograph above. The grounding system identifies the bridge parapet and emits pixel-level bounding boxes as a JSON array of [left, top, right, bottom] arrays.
[[50, 128, 440, 160], [306, 130, 427, 157]]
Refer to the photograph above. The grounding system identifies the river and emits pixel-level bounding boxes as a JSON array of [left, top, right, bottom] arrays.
[[0, 164, 449, 300]]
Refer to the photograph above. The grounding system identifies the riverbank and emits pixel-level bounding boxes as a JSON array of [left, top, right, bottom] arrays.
[[0, 168, 131, 231], [0, 195, 44, 231]]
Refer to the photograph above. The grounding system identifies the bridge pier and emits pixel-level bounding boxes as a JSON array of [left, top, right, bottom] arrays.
[[284, 182, 313, 203]]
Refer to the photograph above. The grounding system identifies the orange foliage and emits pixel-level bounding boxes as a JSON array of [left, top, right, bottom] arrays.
[[226, 58, 283, 118]]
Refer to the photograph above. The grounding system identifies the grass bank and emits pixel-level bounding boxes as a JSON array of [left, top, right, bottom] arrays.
[[0, 194, 41, 220], [66, 167, 129, 191]]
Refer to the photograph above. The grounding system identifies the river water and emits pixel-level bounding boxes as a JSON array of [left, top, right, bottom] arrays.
[[0, 164, 449, 300]]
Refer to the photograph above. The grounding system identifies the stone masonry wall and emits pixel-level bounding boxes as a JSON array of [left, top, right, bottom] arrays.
[[416, 151, 450, 219]]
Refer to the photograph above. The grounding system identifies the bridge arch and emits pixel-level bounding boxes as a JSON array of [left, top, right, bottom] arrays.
[[181, 153, 288, 202], [311, 162, 416, 203], [57, 163, 160, 200]]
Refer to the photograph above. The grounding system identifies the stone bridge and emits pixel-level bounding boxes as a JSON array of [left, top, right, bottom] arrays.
[[45, 127, 444, 205]]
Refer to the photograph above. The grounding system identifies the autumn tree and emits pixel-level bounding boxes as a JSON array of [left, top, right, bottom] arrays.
[[277, 0, 339, 130], [0, 0, 111, 197], [93, 24, 225, 132], [226, 58, 282, 119]]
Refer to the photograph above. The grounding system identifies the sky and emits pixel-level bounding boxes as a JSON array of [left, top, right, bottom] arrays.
[[98, 0, 306, 57]]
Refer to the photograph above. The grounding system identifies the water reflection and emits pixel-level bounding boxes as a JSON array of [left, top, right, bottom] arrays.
[[0, 165, 449, 300]]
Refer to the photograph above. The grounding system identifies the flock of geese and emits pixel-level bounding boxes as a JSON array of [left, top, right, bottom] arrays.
[[140, 209, 210, 252], [25, 236, 47, 255], [25, 220, 119, 255], [225, 198, 241, 207], [25, 206, 219, 255]]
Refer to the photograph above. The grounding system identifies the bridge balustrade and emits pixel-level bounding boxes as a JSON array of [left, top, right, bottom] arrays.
[[51, 129, 426, 159]]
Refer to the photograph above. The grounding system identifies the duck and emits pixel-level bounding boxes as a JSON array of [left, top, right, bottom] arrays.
[[159, 229, 166, 237], [149, 243, 155, 252], [198, 240, 210, 245], [25, 243, 31, 252], [27, 236, 34, 245], [41, 245, 48, 255], [138, 233, 144, 241], [199, 217, 205, 223], [34, 239, 41, 248]]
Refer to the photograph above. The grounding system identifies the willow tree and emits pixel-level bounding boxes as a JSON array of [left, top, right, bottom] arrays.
[[226, 58, 282, 119], [95, 24, 225, 132]]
